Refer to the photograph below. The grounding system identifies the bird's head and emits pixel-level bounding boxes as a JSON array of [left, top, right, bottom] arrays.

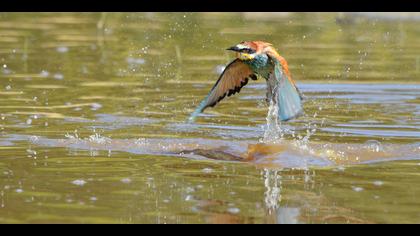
[[226, 41, 273, 61]]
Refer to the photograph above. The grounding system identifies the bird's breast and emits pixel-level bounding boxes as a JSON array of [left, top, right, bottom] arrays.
[[244, 54, 273, 79]]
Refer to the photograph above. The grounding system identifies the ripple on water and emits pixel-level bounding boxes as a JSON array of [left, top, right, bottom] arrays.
[[62, 114, 157, 130], [322, 127, 420, 138]]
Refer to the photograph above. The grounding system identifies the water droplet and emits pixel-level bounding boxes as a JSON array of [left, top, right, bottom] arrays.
[[2, 64, 7, 68], [373, 181, 383, 186], [121, 178, 132, 184], [71, 179, 87, 186], [53, 73, 64, 80], [56, 46, 69, 53], [202, 168, 213, 173], [214, 65, 225, 75], [227, 207, 240, 214], [352, 186, 364, 192], [90, 103, 102, 111], [26, 118, 32, 125], [40, 70, 49, 77], [185, 195, 194, 201], [126, 57, 145, 65], [26, 149, 37, 156]]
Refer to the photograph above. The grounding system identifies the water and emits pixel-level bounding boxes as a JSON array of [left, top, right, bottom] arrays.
[[0, 12, 419, 223]]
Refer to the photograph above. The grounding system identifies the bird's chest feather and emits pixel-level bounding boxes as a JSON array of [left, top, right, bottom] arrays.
[[244, 54, 273, 78]]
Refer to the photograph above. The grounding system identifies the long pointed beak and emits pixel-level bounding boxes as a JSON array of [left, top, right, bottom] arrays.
[[226, 46, 240, 52]]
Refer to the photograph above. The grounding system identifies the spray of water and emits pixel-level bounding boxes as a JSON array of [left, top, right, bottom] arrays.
[[65, 129, 111, 145], [261, 98, 321, 159], [262, 101, 285, 144]]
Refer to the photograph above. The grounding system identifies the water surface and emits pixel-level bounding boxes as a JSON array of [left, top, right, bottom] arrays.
[[0, 12, 419, 223]]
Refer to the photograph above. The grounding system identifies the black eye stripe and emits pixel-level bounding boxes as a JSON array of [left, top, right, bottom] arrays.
[[240, 48, 255, 54]]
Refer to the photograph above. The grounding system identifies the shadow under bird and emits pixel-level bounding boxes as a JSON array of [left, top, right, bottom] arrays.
[[188, 41, 304, 123]]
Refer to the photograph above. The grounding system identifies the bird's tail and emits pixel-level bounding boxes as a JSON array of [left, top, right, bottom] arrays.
[[275, 76, 303, 122]]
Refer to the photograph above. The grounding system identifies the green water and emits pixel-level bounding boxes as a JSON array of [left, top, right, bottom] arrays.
[[0, 12, 419, 224]]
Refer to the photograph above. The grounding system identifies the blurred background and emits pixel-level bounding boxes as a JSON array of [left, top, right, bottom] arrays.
[[1, 12, 420, 84]]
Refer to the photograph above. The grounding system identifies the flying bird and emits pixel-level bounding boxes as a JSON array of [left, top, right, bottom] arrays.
[[188, 41, 303, 122]]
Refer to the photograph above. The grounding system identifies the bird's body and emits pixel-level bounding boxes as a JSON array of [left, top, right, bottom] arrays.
[[189, 41, 303, 123], [243, 54, 273, 80]]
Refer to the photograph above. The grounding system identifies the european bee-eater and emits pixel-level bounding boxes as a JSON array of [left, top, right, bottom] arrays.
[[189, 41, 303, 122]]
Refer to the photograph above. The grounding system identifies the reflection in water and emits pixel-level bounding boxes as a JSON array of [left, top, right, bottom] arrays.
[[276, 207, 300, 224], [263, 169, 282, 213], [262, 168, 316, 224]]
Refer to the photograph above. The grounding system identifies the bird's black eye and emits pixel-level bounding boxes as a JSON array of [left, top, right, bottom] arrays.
[[240, 48, 255, 54]]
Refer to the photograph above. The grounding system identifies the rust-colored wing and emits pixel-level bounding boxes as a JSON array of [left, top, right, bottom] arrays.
[[188, 59, 257, 122]]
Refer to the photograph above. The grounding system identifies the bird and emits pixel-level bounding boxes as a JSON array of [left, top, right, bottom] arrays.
[[188, 41, 303, 123]]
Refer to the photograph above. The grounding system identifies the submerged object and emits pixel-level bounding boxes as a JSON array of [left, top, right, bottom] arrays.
[[189, 41, 303, 122]]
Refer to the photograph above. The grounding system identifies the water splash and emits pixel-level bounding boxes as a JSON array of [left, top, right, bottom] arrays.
[[262, 100, 317, 149], [64, 130, 80, 140], [364, 140, 383, 152], [87, 131, 111, 145], [292, 116, 318, 156], [262, 101, 284, 144], [65, 129, 111, 145]]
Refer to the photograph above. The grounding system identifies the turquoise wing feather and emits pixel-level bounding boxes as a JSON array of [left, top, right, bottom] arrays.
[[272, 61, 303, 121]]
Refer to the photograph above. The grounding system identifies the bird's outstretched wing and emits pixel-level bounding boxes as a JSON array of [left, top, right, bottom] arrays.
[[266, 52, 304, 121], [188, 59, 256, 122]]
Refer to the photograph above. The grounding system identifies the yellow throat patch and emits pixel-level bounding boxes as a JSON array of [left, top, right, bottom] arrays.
[[237, 52, 255, 60]]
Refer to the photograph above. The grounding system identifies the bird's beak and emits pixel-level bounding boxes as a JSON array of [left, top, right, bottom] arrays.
[[226, 46, 240, 52]]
